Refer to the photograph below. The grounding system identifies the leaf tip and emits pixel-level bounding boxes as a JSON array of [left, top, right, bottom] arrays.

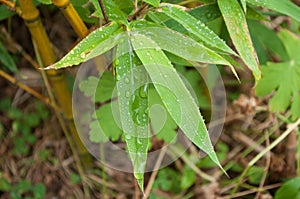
[[137, 178, 144, 193]]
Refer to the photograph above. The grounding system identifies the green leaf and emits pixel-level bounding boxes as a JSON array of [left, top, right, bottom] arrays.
[[36, 0, 52, 4], [255, 30, 300, 120], [161, 3, 236, 55], [0, 177, 11, 191], [89, 0, 128, 22], [274, 177, 300, 199], [180, 166, 196, 189], [47, 22, 122, 69], [0, 41, 18, 73], [70, 173, 81, 185], [218, 0, 261, 80], [131, 32, 225, 173], [32, 183, 46, 199], [143, 0, 160, 7], [103, 0, 128, 23], [153, 168, 181, 192], [92, 101, 122, 142], [79, 72, 115, 103], [247, 166, 265, 185], [248, 20, 288, 64], [148, 87, 177, 143], [71, 0, 98, 24], [115, 36, 150, 191], [14, 180, 31, 194], [89, 0, 104, 18], [131, 23, 231, 66], [246, 0, 300, 22], [131, 23, 238, 79], [114, 0, 134, 14], [0, 5, 15, 21], [240, 0, 247, 12], [148, 3, 222, 28]]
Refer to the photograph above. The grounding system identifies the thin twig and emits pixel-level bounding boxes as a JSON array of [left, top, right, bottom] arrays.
[[0, 69, 60, 111], [255, 131, 271, 199], [128, 3, 148, 21], [168, 145, 215, 182], [232, 131, 268, 155], [98, 0, 109, 23], [221, 183, 282, 199], [231, 118, 300, 196], [143, 146, 168, 199]]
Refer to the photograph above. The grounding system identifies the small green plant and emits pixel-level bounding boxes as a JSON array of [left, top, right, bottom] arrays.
[[274, 177, 300, 199], [151, 166, 195, 195], [0, 177, 46, 199], [0, 97, 49, 155], [256, 30, 300, 120]]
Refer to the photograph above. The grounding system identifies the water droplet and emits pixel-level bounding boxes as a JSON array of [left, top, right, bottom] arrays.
[[125, 91, 130, 98], [155, 47, 160, 51], [125, 78, 130, 83], [115, 59, 120, 65], [146, 52, 150, 56], [139, 84, 148, 98], [80, 52, 86, 58], [125, 134, 131, 139], [137, 138, 143, 145]]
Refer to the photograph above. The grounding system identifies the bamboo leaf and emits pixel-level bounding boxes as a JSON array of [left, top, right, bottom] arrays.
[[47, 22, 122, 69], [90, 0, 128, 22], [131, 23, 230, 65], [218, 0, 261, 80], [131, 32, 225, 173], [143, 0, 160, 7], [0, 41, 18, 73], [241, 0, 247, 12], [147, 3, 222, 31], [160, 3, 236, 55], [115, 36, 149, 191], [131, 23, 239, 79], [247, 0, 300, 22]]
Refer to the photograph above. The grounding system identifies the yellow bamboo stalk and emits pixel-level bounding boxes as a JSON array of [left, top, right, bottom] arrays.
[[18, 0, 91, 165], [52, 0, 89, 38]]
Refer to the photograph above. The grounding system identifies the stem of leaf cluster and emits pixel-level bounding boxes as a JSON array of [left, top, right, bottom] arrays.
[[128, 3, 148, 21], [98, 0, 109, 23]]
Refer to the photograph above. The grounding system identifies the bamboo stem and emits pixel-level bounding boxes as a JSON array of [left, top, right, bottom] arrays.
[[52, 0, 89, 38], [18, 0, 91, 164]]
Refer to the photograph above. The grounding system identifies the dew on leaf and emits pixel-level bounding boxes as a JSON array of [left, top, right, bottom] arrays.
[[125, 91, 131, 98], [125, 134, 131, 139]]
